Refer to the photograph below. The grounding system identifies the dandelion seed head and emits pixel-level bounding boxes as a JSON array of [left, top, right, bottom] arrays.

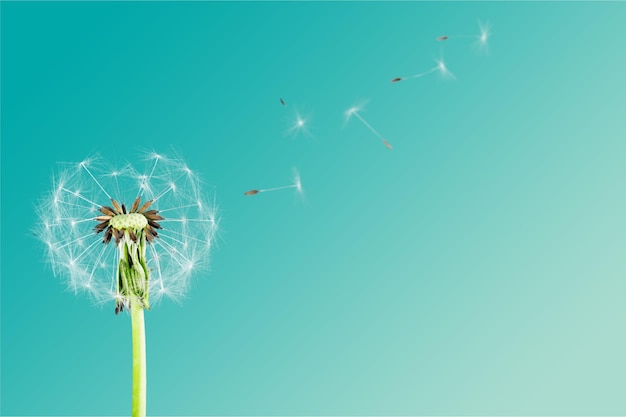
[[35, 153, 218, 306]]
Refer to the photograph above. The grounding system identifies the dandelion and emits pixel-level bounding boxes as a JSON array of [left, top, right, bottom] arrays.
[[390, 54, 454, 83], [285, 108, 314, 140], [35, 152, 218, 417], [244, 168, 303, 197], [476, 20, 491, 54], [345, 101, 392, 150], [436, 20, 491, 54]]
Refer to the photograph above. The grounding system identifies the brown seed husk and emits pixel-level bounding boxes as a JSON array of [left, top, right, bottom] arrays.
[[95, 222, 109, 234], [138, 200, 153, 213], [148, 220, 162, 229], [111, 199, 123, 214], [103, 228, 113, 244], [145, 213, 164, 221], [100, 206, 117, 216], [130, 197, 141, 213]]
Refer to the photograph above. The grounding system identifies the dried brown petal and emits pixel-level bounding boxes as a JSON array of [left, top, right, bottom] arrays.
[[100, 206, 116, 216], [113, 228, 124, 244], [148, 220, 162, 230], [95, 221, 109, 234], [111, 199, 123, 214], [103, 227, 113, 244], [144, 213, 164, 221], [137, 199, 153, 213], [130, 197, 141, 213]]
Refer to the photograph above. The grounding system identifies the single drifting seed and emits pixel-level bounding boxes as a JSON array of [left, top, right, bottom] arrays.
[[280, 98, 286, 106], [347, 107, 392, 150], [244, 171, 302, 197], [390, 57, 453, 83], [244, 185, 299, 195], [436, 22, 491, 52], [286, 110, 313, 139]]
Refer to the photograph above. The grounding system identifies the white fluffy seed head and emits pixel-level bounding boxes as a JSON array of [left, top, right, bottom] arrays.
[[35, 152, 219, 306]]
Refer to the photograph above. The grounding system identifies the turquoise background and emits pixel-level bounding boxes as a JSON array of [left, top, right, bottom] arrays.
[[2, 1, 626, 415]]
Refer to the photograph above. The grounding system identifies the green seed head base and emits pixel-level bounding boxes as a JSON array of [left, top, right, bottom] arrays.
[[110, 213, 148, 230], [95, 197, 163, 246]]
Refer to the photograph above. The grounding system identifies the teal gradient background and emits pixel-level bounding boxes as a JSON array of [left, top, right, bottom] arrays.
[[2, 1, 626, 415]]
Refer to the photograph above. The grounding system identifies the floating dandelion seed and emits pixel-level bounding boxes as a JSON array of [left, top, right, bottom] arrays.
[[244, 169, 303, 197], [390, 54, 454, 83], [476, 20, 491, 54], [437, 20, 491, 54], [285, 109, 314, 139], [280, 98, 286, 106], [35, 152, 218, 417], [345, 102, 392, 150]]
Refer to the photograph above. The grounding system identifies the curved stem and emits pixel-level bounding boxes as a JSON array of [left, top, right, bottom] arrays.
[[131, 302, 147, 417]]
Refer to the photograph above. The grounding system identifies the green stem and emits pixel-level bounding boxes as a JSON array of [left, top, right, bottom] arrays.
[[131, 301, 147, 417]]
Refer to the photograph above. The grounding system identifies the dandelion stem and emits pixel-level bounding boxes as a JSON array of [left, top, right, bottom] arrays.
[[131, 301, 147, 417]]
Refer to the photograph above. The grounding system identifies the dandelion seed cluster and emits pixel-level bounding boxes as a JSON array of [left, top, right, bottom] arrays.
[[35, 153, 218, 307], [342, 21, 491, 149]]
